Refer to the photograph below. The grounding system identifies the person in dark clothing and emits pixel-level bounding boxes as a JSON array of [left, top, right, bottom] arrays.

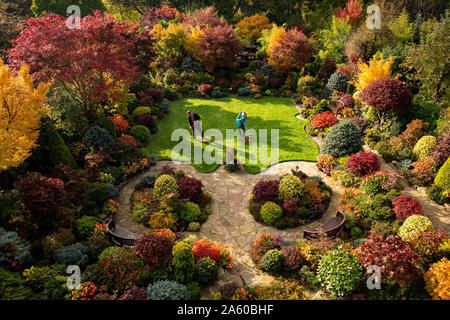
[[187, 110, 205, 142]]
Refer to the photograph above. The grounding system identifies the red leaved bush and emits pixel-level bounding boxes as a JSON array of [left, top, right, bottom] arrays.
[[345, 151, 381, 176], [110, 114, 130, 136], [178, 177, 203, 203], [182, 6, 227, 29], [17, 176, 65, 217], [252, 180, 279, 203], [432, 133, 450, 166], [317, 56, 337, 81], [141, 5, 179, 28], [269, 28, 314, 73], [281, 245, 304, 271], [392, 195, 423, 221], [407, 230, 448, 265], [358, 234, 419, 284], [359, 77, 412, 113], [310, 111, 338, 129], [132, 232, 174, 270], [334, 0, 363, 24], [193, 239, 221, 264], [8, 12, 153, 121], [411, 158, 436, 186], [194, 25, 242, 72], [134, 114, 155, 128], [197, 84, 213, 96], [138, 87, 163, 106], [282, 199, 300, 215]]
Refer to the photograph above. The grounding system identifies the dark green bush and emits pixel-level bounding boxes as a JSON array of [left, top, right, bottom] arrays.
[[82, 125, 114, 151], [26, 117, 77, 172], [325, 70, 348, 95], [178, 201, 202, 223], [262, 249, 284, 274], [0, 227, 32, 267], [0, 267, 32, 300], [135, 174, 156, 190], [130, 125, 151, 143], [172, 241, 195, 283], [95, 114, 116, 139], [195, 257, 218, 283], [76, 215, 101, 239], [427, 185, 448, 205], [81, 182, 110, 216], [321, 120, 363, 158], [237, 87, 251, 96], [211, 90, 222, 98]]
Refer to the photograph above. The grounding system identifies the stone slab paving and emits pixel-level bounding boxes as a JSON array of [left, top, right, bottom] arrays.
[[115, 157, 450, 289]]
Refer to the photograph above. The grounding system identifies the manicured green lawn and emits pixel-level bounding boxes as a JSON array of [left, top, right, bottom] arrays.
[[147, 97, 319, 173]]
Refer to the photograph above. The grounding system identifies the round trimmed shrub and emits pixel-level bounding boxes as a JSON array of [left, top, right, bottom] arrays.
[[321, 120, 363, 158], [54, 244, 88, 266], [178, 177, 203, 203], [413, 136, 437, 160], [196, 257, 218, 283], [252, 180, 279, 203], [147, 280, 189, 300], [237, 87, 251, 96], [392, 195, 423, 221], [278, 174, 303, 200], [434, 157, 450, 191], [82, 125, 114, 151], [432, 134, 450, 166], [129, 125, 150, 143], [211, 90, 222, 98], [310, 111, 338, 130], [317, 247, 364, 297], [172, 241, 195, 283], [398, 215, 433, 240], [262, 249, 284, 274], [260, 201, 283, 225], [359, 77, 412, 113], [345, 151, 381, 176], [133, 232, 174, 270], [153, 174, 179, 201], [178, 201, 202, 223], [132, 106, 152, 118]]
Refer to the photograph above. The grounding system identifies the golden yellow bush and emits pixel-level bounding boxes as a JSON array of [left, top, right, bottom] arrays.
[[424, 258, 450, 300], [185, 25, 205, 55], [236, 14, 272, 42], [266, 24, 286, 60], [153, 23, 186, 59], [0, 61, 50, 170], [351, 53, 394, 91]]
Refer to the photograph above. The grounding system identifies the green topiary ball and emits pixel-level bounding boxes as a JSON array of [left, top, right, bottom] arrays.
[[434, 157, 450, 191], [261, 249, 284, 274], [237, 87, 251, 96], [413, 136, 437, 160], [321, 120, 363, 158], [147, 280, 189, 300], [153, 174, 179, 201], [130, 125, 150, 143], [260, 201, 283, 225], [278, 174, 304, 200], [196, 257, 218, 283], [398, 215, 433, 240], [317, 247, 364, 298], [178, 201, 202, 223]]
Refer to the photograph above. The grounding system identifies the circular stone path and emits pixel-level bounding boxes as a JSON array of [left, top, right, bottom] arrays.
[[115, 157, 450, 289]]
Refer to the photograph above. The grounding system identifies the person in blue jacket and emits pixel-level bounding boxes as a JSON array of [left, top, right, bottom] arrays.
[[236, 111, 248, 141]]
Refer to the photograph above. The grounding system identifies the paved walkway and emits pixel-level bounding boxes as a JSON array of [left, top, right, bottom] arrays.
[[115, 157, 450, 288]]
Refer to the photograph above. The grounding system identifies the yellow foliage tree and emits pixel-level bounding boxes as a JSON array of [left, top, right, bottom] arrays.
[[351, 53, 394, 91], [266, 24, 286, 63], [101, 0, 140, 21], [0, 61, 50, 170], [236, 13, 272, 42], [185, 25, 205, 55]]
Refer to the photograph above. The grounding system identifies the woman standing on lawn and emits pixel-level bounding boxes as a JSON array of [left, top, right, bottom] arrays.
[[236, 111, 249, 143]]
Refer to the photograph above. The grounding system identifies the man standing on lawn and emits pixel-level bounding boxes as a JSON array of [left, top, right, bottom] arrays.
[[236, 111, 249, 143], [187, 110, 206, 142]]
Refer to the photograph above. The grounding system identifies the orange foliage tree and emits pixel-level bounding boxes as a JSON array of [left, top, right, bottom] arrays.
[[236, 14, 272, 42]]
